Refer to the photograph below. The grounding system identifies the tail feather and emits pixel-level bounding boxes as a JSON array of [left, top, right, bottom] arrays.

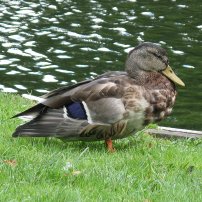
[[12, 108, 89, 139], [12, 103, 46, 119]]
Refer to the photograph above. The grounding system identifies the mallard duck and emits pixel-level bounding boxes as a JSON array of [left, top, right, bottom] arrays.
[[13, 42, 185, 151]]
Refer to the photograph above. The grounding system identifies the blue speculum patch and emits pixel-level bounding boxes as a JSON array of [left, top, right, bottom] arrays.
[[65, 102, 87, 120]]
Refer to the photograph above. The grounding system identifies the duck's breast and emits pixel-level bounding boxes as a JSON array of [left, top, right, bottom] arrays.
[[121, 86, 150, 134], [143, 87, 177, 125]]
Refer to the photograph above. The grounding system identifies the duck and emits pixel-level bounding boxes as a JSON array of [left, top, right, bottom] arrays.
[[12, 42, 185, 152]]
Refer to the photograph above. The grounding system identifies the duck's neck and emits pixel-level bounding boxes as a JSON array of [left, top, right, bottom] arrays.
[[126, 67, 148, 84]]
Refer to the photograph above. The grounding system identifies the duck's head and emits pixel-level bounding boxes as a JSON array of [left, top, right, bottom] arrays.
[[125, 42, 185, 86]]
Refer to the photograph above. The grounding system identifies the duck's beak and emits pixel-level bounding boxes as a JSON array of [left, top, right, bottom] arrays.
[[162, 65, 185, 87]]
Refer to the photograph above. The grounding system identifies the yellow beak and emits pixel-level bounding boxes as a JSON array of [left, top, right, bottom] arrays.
[[162, 65, 185, 87]]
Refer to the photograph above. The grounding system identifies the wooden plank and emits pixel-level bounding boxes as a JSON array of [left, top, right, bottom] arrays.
[[145, 126, 202, 139]]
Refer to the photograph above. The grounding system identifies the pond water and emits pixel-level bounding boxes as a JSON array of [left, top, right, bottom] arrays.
[[0, 0, 202, 130]]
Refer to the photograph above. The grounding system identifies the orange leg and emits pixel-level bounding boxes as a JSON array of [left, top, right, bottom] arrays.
[[105, 138, 116, 152]]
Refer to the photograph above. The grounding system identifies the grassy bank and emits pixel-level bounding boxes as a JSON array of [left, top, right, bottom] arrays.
[[0, 93, 202, 202]]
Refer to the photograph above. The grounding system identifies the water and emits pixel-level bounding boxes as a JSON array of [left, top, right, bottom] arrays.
[[0, 0, 202, 130]]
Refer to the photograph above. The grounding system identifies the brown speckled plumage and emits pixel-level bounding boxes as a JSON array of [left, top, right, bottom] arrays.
[[12, 42, 184, 149]]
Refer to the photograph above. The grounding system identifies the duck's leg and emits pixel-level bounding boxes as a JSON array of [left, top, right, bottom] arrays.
[[105, 138, 116, 152]]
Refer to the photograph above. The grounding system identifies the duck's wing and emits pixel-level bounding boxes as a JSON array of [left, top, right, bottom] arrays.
[[41, 71, 126, 99], [13, 71, 126, 118], [11, 78, 94, 119], [12, 71, 128, 139], [40, 79, 93, 99]]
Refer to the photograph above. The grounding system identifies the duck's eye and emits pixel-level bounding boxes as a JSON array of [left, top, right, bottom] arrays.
[[150, 52, 164, 61], [151, 52, 169, 65]]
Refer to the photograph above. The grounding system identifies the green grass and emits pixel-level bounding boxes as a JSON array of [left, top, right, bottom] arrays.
[[0, 93, 202, 202]]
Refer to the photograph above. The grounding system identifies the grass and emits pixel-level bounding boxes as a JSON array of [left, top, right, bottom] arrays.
[[0, 93, 202, 202]]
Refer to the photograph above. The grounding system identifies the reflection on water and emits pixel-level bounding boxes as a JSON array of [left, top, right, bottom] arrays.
[[0, 0, 202, 130]]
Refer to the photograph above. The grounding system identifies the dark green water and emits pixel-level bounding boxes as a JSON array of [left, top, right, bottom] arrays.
[[0, 0, 202, 130]]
